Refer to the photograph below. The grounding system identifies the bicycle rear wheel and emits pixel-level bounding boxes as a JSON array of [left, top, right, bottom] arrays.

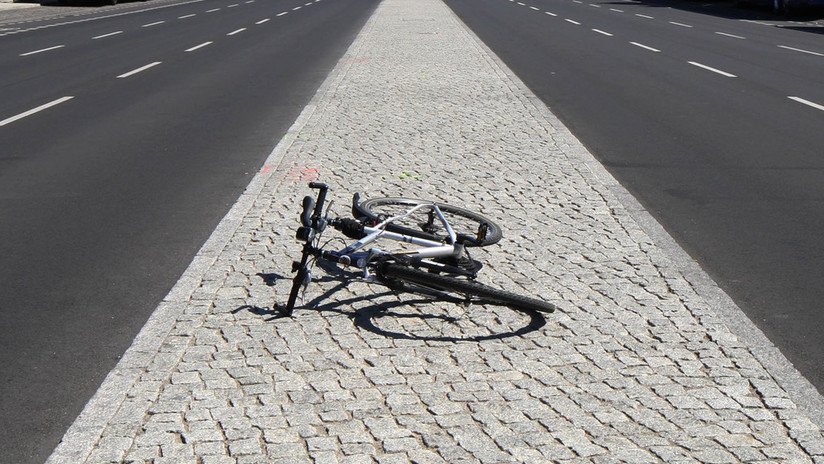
[[355, 197, 502, 247], [379, 263, 555, 313]]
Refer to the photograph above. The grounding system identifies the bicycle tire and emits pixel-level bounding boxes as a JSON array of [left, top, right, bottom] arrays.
[[380, 263, 555, 314], [355, 197, 502, 247]]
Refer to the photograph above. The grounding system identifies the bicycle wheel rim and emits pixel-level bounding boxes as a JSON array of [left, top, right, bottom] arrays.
[[355, 197, 502, 247]]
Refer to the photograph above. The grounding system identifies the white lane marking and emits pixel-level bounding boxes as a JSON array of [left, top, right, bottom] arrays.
[[20, 45, 64, 56], [0, 96, 73, 127], [778, 45, 824, 57], [246, 0, 254, 3], [516, 2, 525, 5], [207, 8, 220, 12], [715, 31, 745, 39], [227, 3, 238, 6], [635, 13, 654, 18], [185, 41, 212, 51], [142, 20, 165, 27], [256, 18, 270, 24], [117, 61, 161, 78], [789, 96, 824, 112], [292, 5, 301, 9], [276, 11, 287, 15], [589, 3, 601, 6], [545, 11, 557, 15], [610, 7, 624, 11], [631, 41, 660, 52], [688, 61, 736, 77], [669, 21, 692, 27], [227, 28, 246, 35], [565, 19, 581, 24], [93, 30, 123, 39], [178, 13, 196, 18], [592, 28, 613, 36], [305, 1, 312, 4], [530, 6, 539, 10], [573, 1, 582, 3]]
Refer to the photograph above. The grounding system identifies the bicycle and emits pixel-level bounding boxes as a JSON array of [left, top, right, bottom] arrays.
[[279, 182, 556, 317]]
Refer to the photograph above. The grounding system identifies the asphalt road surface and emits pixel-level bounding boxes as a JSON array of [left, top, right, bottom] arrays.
[[0, 0, 378, 461], [445, 0, 824, 395]]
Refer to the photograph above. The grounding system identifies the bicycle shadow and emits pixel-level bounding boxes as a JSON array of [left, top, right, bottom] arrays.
[[236, 270, 548, 342]]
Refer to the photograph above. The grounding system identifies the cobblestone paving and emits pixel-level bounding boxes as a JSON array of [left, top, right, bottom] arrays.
[[48, 0, 824, 462]]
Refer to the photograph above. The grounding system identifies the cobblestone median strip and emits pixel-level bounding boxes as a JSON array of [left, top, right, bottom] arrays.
[[49, 0, 824, 462]]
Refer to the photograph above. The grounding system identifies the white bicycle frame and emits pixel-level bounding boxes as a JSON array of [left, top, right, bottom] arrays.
[[329, 203, 462, 279]]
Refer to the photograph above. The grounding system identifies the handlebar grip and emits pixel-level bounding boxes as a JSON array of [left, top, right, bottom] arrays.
[[301, 196, 314, 227]]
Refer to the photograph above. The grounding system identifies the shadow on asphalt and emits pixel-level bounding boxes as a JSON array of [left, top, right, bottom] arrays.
[[235, 270, 548, 342], [602, 0, 824, 23]]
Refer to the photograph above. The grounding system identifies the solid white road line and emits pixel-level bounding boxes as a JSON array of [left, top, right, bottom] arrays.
[[565, 19, 581, 24], [715, 31, 745, 39], [20, 45, 64, 56], [545, 11, 557, 15], [0, 96, 73, 127], [635, 13, 654, 18], [227, 28, 246, 35], [778, 45, 824, 57], [592, 28, 613, 36], [93, 31, 123, 39], [142, 21, 165, 27], [185, 41, 212, 51], [669, 21, 692, 27], [688, 61, 737, 77], [117, 62, 161, 78], [256, 18, 270, 24], [178, 13, 196, 18], [276, 11, 287, 16], [631, 41, 660, 52], [788, 96, 824, 112]]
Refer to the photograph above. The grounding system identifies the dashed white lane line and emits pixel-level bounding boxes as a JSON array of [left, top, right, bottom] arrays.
[[227, 28, 246, 35], [276, 11, 287, 16], [117, 61, 161, 78], [589, 3, 601, 6], [635, 13, 654, 19], [207, 8, 220, 12], [631, 41, 660, 52], [178, 13, 196, 18], [292, 5, 301, 10], [185, 41, 212, 52], [256, 18, 270, 24], [227, 3, 238, 7], [142, 21, 165, 27], [565, 19, 581, 25], [716, 31, 746, 39], [592, 28, 613, 36], [789, 96, 824, 112], [688, 61, 737, 77], [516, 2, 525, 5], [545, 11, 557, 16], [20, 45, 64, 56], [93, 31, 123, 39], [669, 21, 692, 27], [778, 45, 824, 57], [530, 6, 539, 10], [0, 96, 73, 127], [610, 8, 624, 12], [304, 2, 312, 4]]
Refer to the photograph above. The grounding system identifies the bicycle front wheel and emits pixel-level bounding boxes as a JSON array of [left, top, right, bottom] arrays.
[[379, 263, 555, 314], [355, 197, 502, 247]]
